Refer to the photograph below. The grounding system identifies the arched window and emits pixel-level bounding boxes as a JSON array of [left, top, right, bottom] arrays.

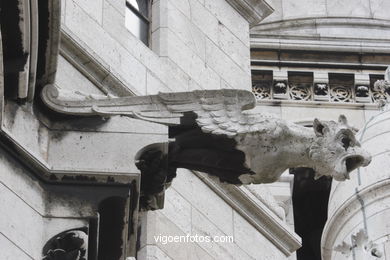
[[125, 0, 150, 45]]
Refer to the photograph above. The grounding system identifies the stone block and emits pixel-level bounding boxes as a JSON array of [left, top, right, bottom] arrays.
[[313, 71, 329, 83], [191, 208, 250, 259], [282, 0, 326, 20], [371, 0, 390, 20], [166, 29, 220, 90], [66, 1, 147, 94], [140, 211, 213, 260], [152, 0, 169, 33], [0, 149, 46, 215], [0, 234, 32, 260], [172, 169, 234, 236], [205, 38, 251, 90], [105, 0, 125, 16], [160, 187, 192, 234], [217, 23, 250, 72], [3, 103, 48, 162], [146, 71, 171, 94], [138, 245, 173, 260], [166, 1, 206, 61], [0, 184, 44, 259], [56, 56, 105, 94], [190, 0, 220, 44], [233, 211, 284, 259], [204, 0, 249, 45], [159, 56, 192, 92], [47, 123, 167, 173], [326, 0, 371, 18], [74, 0, 104, 24], [167, 0, 192, 18], [151, 28, 168, 56]]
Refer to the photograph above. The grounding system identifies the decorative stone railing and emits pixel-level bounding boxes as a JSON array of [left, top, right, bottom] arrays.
[[252, 80, 390, 104]]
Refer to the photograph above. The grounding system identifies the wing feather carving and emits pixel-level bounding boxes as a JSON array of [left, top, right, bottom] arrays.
[[41, 85, 265, 137]]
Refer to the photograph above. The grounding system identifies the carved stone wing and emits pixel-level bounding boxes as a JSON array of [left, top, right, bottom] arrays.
[[41, 85, 259, 137]]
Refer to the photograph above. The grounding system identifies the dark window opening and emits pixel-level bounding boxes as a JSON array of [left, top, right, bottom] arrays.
[[291, 167, 332, 260], [288, 71, 313, 85], [98, 197, 127, 260], [125, 0, 150, 45]]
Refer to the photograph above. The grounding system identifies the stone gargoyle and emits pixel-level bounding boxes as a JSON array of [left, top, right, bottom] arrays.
[[42, 85, 371, 208]]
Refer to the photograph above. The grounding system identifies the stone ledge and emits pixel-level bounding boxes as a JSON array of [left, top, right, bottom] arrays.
[[225, 0, 274, 27]]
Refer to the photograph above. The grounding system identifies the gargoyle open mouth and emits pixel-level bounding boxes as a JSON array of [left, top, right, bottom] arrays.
[[345, 155, 365, 173]]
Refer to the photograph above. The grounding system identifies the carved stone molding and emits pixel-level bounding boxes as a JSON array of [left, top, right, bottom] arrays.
[[225, 0, 274, 26], [193, 171, 301, 256], [252, 69, 390, 106], [334, 229, 383, 259], [42, 229, 88, 260]]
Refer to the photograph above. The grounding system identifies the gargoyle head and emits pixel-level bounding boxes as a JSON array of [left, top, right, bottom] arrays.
[[309, 115, 371, 181]]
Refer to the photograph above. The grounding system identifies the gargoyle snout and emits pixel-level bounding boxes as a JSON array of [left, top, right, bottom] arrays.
[[354, 147, 372, 167], [362, 151, 372, 167]]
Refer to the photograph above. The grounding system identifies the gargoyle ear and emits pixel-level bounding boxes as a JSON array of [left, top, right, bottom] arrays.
[[313, 118, 326, 137], [338, 114, 348, 125]]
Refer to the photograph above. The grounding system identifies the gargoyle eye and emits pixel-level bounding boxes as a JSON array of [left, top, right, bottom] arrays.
[[341, 137, 351, 150]]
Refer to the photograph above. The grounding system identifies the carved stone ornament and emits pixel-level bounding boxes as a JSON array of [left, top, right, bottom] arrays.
[[42, 85, 371, 187], [334, 229, 383, 259], [42, 229, 88, 260]]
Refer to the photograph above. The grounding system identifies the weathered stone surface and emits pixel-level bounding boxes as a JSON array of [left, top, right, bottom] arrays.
[[137, 245, 173, 260], [56, 56, 105, 94], [160, 187, 192, 234], [233, 211, 285, 259], [204, 0, 249, 44], [65, 0, 147, 94], [173, 169, 235, 236], [0, 184, 45, 259], [0, 234, 32, 260]]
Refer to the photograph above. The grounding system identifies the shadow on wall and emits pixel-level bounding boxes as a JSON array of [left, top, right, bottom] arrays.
[[291, 168, 332, 260]]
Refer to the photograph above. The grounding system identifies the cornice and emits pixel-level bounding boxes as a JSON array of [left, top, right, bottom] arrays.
[[193, 171, 301, 256], [225, 0, 274, 27]]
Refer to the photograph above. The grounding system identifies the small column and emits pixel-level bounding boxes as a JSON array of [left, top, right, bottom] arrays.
[[355, 73, 370, 103], [313, 71, 329, 101]]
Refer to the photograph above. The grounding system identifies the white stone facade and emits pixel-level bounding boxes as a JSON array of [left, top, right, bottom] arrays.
[[2, 0, 390, 259], [0, 0, 298, 260]]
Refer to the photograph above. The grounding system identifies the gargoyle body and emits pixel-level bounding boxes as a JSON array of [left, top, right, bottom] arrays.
[[42, 85, 371, 192]]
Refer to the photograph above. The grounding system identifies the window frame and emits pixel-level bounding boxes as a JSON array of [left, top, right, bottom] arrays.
[[125, 0, 151, 46]]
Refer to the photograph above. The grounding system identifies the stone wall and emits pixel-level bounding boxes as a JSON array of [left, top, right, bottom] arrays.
[[57, 1, 298, 260], [138, 169, 288, 260], [0, 147, 88, 260], [60, 0, 251, 96]]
